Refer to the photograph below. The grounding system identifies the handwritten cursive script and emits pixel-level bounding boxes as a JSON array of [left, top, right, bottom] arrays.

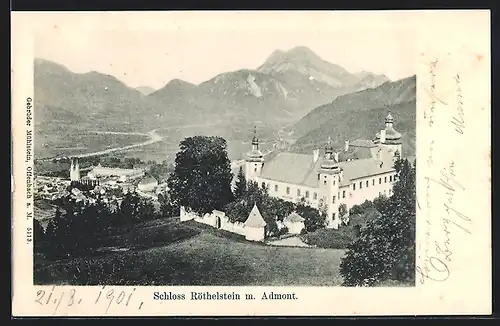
[[417, 61, 472, 285], [451, 74, 466, 134], [35, 286, 144, 315]]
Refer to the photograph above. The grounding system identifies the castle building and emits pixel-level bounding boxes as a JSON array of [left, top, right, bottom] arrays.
[[245, 113, 403, 230]]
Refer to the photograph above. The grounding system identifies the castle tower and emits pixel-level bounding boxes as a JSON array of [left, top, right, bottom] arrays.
[[318, 137, 342, 229], [245, 126, 264, 181], [70, 157, 80, 181], [374, 111, 403, 158]]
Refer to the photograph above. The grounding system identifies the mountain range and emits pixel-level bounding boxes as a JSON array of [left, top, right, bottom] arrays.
[[34, 46, 414, 160], [289, 75, 416, 156], [135, 86, 156, 96]]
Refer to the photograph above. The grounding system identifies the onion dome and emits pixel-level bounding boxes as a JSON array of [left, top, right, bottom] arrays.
[[321, 137, 341, 172], [246, 126, 264, 162], [385, 112, 394, 124], [375, 112, 402, 144]]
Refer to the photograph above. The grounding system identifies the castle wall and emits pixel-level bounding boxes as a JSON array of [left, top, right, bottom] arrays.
[[179, 207, 247, 237], [342, 171, 397, 208]]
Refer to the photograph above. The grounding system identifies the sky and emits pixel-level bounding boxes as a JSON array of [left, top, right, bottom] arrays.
[[33, 11, 419, 90]]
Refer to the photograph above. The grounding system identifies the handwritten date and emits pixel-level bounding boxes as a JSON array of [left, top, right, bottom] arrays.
[[35, 286, 144, 314]]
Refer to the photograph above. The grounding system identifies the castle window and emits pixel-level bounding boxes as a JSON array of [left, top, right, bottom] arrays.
[[262, 182, 266, 188], [324, 180, 327, 186], [384, 176, 387, 183], [286, 187, 290, 195], [366, 180, 369, 187], [313, 192, 317, 200], [373, 179, 375, 186], [360, 181, 363, 189], [317, 173, 320, 180], [389, 175, 393, 182], [275, 185, 278, 192], [305, 191, 309, 198], [254, 168, 257, 172], [353, 183, 356, 191], [343, 190, 346, 198], [333, 179, 336, 185], [332, 196, 336, 204], [332, 212, 336, 220], [297, 189, 301, 196], [379, 178, 382, 184]]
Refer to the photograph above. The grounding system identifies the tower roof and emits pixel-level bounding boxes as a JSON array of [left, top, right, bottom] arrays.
[[385, 112, 394, 124], [252, 125, 258, 145], [246, 149, 264, 160], [325, 136, 334, 154], [245, 204, 267, 227], [376, 111, 402, 143], [321, 136, 340, 171], [247, 125, 263, 160]]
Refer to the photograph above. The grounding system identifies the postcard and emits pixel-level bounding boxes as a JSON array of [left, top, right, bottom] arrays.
[[11, 10, 491, 316]]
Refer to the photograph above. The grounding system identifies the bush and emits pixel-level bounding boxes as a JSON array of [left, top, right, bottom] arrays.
[[276, 226, 289, 237]]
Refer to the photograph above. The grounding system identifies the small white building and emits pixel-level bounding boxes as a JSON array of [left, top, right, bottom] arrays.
[[244, 204, 267, 242], [137, 176, 159, 192], [284, 212, 306, 234]]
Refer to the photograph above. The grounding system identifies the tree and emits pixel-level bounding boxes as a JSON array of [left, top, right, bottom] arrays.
[[33, 219, 46, 254], [34, 219, 45, 243], [338, 203, 348, 224], [296, 203, 325, 232], [158, 192, 179, 218], [167, 136, 234, 215], [137, 198, 158, 221], [234, 166, 247, 198], [45, 207, 72, 259], [119, 192, 142, 226], [225, 181, 267, 223], [339, 158, 416, 286]]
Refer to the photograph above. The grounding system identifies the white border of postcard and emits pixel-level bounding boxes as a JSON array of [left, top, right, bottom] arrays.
[[11, 10, 491, 316]]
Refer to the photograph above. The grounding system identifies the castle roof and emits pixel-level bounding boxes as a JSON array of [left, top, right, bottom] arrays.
[[339, 146, 377, 162], [349, 139, 377, 148], [245, 204, 267, 228], [259, 149, 395, 188]]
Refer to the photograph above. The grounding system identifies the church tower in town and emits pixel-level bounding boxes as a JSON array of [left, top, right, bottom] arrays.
[[374, 112, 403, 158], [245, 126, 264, 181], [318, 137, 343, 229], [70, 157, 80, 181]]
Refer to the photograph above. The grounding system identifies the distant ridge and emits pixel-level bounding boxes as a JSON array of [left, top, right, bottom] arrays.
[[290, 75, 416, 156], [34, 48, 407, 159]]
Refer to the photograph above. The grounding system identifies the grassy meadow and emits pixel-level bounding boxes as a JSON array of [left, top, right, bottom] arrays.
[[34, 218, 345, 286]]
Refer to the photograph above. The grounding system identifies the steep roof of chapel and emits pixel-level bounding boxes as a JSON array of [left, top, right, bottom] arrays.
[[245, 204, 267, 228]]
